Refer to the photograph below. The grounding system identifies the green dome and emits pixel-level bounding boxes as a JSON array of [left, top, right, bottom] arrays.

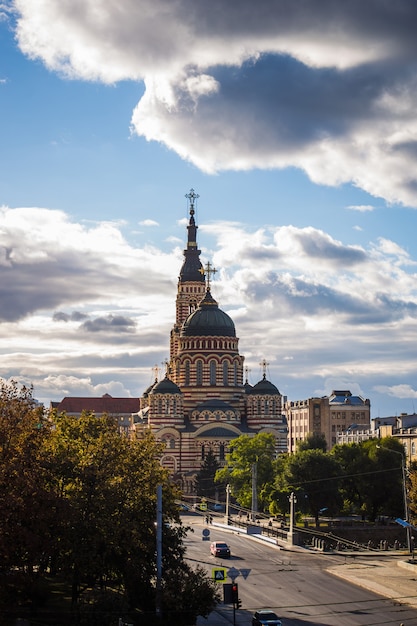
[[150, 376, 181, 395], [181, 290, 236, 337]]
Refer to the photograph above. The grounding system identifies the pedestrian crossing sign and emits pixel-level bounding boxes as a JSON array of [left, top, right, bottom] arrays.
[[212, 567, 227, 583]]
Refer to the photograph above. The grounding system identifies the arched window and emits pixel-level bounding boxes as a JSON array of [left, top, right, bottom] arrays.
[[176, 361, 180, 381], [412, 442, 416, 456], [185, 360, 190, 386], [201, 444, 205, 460], [210, 360, 217, 385], [233, 362, 238, 386], [219, 444, 225, 461], [196, 360, 203, 385], [223, 361, 229, 386]]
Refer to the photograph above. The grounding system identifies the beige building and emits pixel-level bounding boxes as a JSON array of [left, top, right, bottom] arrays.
[[285, 390, 371, 452], [377, 413, 417, 465]]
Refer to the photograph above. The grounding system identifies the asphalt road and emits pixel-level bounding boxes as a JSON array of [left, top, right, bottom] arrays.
[[184, 515, 417, 626]]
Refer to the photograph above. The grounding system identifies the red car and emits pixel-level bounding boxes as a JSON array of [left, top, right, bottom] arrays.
[[210, 541, 231, 558]]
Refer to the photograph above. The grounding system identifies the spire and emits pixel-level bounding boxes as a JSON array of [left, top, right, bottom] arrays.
[[179, 188, 205, 283]]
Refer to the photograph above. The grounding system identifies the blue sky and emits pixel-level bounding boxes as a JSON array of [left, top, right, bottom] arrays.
[[1, 1, 417, 418]]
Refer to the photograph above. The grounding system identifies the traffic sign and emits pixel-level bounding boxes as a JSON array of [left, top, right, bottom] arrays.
[[227, 566, 240, 581], [202, 528, 210, 541], [212, 567, 227, 583], [239, 568, 251, 579]]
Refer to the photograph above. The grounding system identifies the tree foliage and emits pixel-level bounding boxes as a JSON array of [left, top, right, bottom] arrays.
[[278, 449, 342, 525], [194, 448, 220, 499], [215, 433, 276, 510], [297, 432, 327, 452], [0, 382, 218, 625]]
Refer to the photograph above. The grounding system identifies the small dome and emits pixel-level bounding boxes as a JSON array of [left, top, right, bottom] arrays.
[[150, 376, 182, 395], [250, 374, 280, 395], [143, 379, 157, 398], [181, 290, 236, 337]]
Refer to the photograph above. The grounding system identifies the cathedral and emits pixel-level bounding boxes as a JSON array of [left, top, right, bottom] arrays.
[[134, 190, 287, 494]]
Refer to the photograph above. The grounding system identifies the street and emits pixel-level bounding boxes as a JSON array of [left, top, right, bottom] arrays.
[[184, 515, 417, 625]]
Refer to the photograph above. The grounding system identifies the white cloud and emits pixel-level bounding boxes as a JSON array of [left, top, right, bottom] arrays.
[[346, 205, 375, 212], [2, 205, 417, 414], [139, 219, 159, 227], [10, 1, 417, 207]]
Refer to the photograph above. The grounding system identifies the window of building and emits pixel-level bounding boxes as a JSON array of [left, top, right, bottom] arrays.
[[223, 361, 229, 386], [185, 360, 190, 386], [196, 360, 203, 385], [219, 444, 225, 461], [210, 360, 217, 385]]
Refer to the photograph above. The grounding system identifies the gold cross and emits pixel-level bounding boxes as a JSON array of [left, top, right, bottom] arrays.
[[199, 261, 217, 290]]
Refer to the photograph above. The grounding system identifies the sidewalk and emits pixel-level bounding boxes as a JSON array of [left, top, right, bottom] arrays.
[[327, 552, 417, 608]]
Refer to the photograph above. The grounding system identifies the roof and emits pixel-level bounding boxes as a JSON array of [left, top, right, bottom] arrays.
[[194, 398, 237, 413], [150, 376, 182, 395], [249, 374, 280, 396], [329, 391, 367, 406], [195, 426, 240, 438], [53, 394, 140, 414], [181, 289, 236, 337]]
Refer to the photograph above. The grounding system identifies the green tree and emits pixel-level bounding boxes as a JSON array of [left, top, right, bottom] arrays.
[[297, 432, 327, 452], [280, 449, 342, 525], [0, 380, 60, 612], [332, 438, 406, 521], [215, 433, 276, 511], [194, 448, 220, 499]]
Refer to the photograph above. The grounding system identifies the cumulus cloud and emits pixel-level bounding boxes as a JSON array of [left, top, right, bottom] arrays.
[[1, 205, 417, 413], [10, 0, 417, 206]]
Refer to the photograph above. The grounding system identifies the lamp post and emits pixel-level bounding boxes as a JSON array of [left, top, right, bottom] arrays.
[[377, 445, 411, 553]]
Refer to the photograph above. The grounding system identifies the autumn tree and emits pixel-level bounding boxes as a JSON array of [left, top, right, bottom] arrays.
[[0, 380, 60, 612]]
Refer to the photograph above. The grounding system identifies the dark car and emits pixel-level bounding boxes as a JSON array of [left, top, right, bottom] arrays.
[[252, 609, 282, 626], [210, 541, 231, 558]]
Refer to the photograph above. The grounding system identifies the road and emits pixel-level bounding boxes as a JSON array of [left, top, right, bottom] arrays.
[[184, 514, 417, 626]]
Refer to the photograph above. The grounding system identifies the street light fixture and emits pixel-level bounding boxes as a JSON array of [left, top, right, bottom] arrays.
[[376, 445, 411, 553]]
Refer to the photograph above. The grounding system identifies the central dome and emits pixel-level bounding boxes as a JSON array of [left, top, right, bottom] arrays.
[[181, 289, 236, 337]]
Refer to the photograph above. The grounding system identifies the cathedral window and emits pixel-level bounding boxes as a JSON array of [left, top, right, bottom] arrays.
[[219, 444, 225, 461], [196, 360, 203, 385], [233, 362, 238, 386], [169, 438, 175, 449], [223, 361, 229, 386], [210, 360, 217, 385], [158, 398, 163, 414], [201, 444, 205, 460], [185, 360, 190, 386]]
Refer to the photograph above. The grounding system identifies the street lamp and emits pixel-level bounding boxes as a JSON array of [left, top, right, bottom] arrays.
[[376, 445, 411, 553]]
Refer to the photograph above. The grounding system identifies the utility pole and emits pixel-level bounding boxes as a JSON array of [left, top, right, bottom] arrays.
[[156, 484, 163, 618], [251, 462, 258, 521], [226, 483, 231, 524]]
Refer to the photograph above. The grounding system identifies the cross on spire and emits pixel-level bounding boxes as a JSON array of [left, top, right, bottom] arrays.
[[260, 359, 269, 379], [185, 188, 199, 215], [199, 260, 217, 290]]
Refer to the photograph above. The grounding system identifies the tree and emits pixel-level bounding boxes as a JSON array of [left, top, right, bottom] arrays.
[[332, 438, 406, 521], [215, 433, 276, 511], [0, 380, 60, 612], [280, 449, 342, 525], [0, 390, 219, 625], [297, 432, 327, 452], [194, 448, 220, 499]]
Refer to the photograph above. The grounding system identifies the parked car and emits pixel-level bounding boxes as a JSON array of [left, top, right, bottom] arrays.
[[210, 541, 231, 558], [252, 609, 282, 626]]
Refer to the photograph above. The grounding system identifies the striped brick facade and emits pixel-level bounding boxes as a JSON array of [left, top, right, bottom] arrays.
[[135, 190, 287, 494]]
